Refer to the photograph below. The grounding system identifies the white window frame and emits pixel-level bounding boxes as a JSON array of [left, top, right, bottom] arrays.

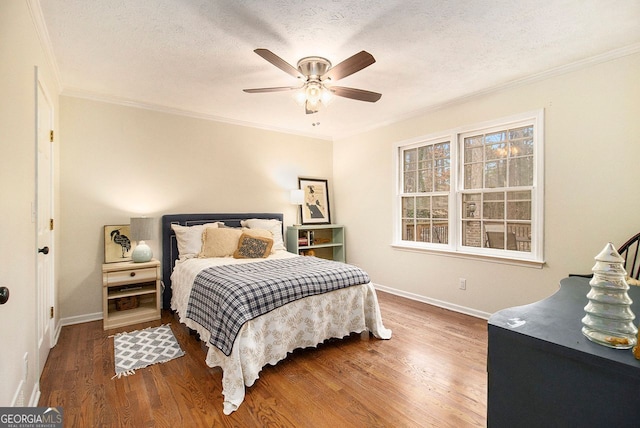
[[392, 110, 544, 266]]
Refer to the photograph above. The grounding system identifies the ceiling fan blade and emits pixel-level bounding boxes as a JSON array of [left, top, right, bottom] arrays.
[[322, 51, 376, 81], [254, 49, 304, 79], [243, 86, 300, 93], [331, 86, 382, 102]]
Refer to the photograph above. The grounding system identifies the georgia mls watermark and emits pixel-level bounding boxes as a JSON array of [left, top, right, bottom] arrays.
[[0, 407, 62, 428]]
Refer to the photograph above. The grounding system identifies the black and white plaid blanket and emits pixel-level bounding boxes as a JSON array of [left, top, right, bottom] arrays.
[[185, 256, 370, 356]]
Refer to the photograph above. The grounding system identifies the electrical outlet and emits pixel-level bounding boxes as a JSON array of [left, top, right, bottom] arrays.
[[459, 278, 467, 290]]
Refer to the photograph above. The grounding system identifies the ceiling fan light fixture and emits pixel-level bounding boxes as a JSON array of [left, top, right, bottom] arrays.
[[305, 82, 322, 105], [320, 86, 333, 106], [293, 89, 307, 106]]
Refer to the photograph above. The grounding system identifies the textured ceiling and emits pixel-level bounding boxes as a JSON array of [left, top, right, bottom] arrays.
[[38, 0, 640, 140]]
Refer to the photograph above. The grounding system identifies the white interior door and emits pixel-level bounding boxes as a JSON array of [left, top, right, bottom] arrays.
[[36, 72, 54, 378]]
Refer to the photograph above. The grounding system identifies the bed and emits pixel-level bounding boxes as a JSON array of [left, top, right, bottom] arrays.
[[162, 213, 392, 414]]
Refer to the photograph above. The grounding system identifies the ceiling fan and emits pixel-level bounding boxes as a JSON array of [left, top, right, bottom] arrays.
[[243, 49, 382, 114]]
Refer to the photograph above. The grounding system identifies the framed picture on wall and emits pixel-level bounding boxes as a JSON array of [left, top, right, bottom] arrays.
[[104, 224, 135, 263], [298, 177, 331, 225]]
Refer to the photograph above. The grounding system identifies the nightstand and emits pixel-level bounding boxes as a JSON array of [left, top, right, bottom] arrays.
[[102, 259, 161, 330]]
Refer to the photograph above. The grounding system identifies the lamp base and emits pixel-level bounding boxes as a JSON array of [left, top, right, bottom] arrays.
[[132, 241, 153, 263]]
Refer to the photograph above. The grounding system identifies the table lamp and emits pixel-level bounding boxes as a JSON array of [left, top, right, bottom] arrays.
[[290, 189, 304, 226], [130, 217, 154, 262]]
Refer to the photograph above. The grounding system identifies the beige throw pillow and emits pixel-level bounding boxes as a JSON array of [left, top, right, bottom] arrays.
[[199, 227, 243, 258]]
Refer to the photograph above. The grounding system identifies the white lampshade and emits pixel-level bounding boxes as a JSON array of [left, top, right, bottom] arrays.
[[290, 189, 304, 205], [290, 189, 304, 226], [130, 217, 154, 262]]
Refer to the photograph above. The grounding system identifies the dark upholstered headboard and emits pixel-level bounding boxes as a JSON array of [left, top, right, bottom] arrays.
[[161, 213, 284, 309]]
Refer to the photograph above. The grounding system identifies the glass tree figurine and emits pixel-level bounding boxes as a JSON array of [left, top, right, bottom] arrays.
[[581, 242, 637, 349]]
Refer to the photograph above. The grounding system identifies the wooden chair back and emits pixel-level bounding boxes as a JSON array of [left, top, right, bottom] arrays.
[[618, 232, 640, 280]]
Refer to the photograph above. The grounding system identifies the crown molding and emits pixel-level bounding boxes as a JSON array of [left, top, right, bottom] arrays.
[[335, 43, 640, 140], [27, 0, 63, 93]]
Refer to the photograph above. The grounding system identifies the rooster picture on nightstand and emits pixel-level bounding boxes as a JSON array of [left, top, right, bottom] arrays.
[[110, 228, 131, 258]]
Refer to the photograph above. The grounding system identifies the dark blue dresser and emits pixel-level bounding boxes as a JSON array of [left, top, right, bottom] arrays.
[[488, 276, 640, 427]]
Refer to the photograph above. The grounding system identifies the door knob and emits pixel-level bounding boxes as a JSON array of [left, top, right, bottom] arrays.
[[38, 246, 49, 254], [0, 287, 8, 305]]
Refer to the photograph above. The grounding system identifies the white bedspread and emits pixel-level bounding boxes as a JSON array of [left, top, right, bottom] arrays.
[[170, 251, 392, 414]]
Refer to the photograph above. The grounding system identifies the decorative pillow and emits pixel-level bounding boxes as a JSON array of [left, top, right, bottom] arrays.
[[240, 219, 285, 251], [233, 233, 274, 259], [171, 222, 220, 259], [199, 227, 243, 258]]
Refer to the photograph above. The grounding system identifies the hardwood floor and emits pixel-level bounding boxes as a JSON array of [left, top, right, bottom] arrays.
[[39, 291, 488, 427]]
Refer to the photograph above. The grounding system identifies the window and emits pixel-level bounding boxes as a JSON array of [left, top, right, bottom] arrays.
[[394, 111, 543, 263], [401, 141, 450, 244]]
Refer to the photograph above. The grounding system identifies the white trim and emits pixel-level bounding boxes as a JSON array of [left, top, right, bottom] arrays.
[[52, 320, 62, 346], [27, 0, 63, 92], [59, 312, 103, 327], [391, 244, 544, 269], [373, 282, 491, 320], [60, 88, 334, 142]]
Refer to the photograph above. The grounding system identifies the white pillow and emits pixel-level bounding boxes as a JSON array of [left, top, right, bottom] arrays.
[[240, 219, 285, 251], [171, 222, 220, 259]]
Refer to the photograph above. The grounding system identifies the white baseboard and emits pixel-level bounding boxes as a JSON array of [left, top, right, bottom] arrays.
[[373, 283, 492, 320], [52, 321, 62, 347], [56, 290, 490, 330], [59, 312, 103, 327]]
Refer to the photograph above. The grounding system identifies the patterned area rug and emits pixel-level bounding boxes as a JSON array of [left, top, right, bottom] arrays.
[[113, 324, 184, 378]]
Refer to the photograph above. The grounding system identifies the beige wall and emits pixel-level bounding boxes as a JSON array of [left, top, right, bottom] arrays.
[[0, 1, 60, 405], [334, 52, 640, 315], [58, 97, 332, 319]]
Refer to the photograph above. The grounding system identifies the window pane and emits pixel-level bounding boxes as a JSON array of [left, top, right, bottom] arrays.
[[434, 166, 450, 191], [463, 193, 481, 219], [433, 196, 448, 219], [416, 196, 430, 219], [465, 135, 483, 147], [485, 131, 507, 143], [402, 219, 415, 241], [418, 145, 433, 169], [507, 190, 531, 220], [404, 149, 417, 171], [508, 156, 533, 186], [510, 138, 533, 157], [509, 125, 533, 139], [418, 168, 433, 192], [404, 172, 416, 193], [402, 197, 414, 218], [434, 142, 450, 159], [485, 222, 507, 249], [462, 220, 482, 247], [464, 146, 483, 163], [485, 160, 506, 188], [483, 193, 505, 220], [432, 221, 448, 244], [485, 143, 508, 160], [464, 163, 483, 189], [416, 221, 431, 242], [508, 222, 531, 252]]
